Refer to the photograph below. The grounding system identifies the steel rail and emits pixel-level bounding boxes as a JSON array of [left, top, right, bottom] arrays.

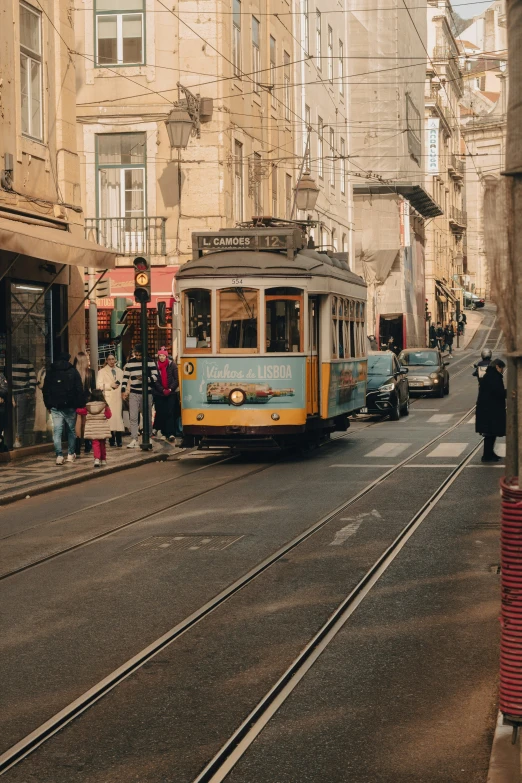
[[0, 403, 478, 775], [192, 438, 484, 783]]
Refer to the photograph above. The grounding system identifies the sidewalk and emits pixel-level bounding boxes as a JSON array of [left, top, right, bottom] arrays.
[[453, 308, 485, 351], [0, 438, 182, 506]]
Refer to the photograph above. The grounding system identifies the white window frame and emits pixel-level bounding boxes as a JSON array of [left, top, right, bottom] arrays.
[[301, 0, 309, 54], [270, 35, 277, 108], [339, 40, 344, 95], [284, 50, 291, 121], [305, 105, 311, 169], [328, 26, 333, 83], [234, 140, 244, 221], [340, 137, 346, 194], [316, 10, 322, 68], [329, 127, 335, 188], [20, 1, 43, 141], [317, 117, 324, 179], [233, 0, 241, 77], [272, 164, 278, 217], [252, 16, 261, 94], [95, 11, 144, 66]]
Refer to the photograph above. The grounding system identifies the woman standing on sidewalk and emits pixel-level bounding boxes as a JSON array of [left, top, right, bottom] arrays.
[[73, 352, 96, 456], [97, 355, 125, 447], [152, 347, 179, 442]]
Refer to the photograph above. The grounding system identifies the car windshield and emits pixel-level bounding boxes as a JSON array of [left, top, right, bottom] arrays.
[[399, 351, 438, 367], [367, 355, 393, 375]]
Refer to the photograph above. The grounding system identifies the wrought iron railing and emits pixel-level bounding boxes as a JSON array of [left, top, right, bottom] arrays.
[[450, 154, 465, 175], [450, 206, 467, 226], [85, 217, 167, 256]]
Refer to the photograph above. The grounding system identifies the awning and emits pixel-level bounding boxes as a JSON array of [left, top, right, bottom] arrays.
[[353, 183, 443, 218], [436, 280, 457, 303], [0, 217, 117, 269]]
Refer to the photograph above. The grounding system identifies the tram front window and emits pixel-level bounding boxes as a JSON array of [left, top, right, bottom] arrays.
[[265, 288, 302, 352], [219, 288, 258, 352], [184, 289, 211, 351]]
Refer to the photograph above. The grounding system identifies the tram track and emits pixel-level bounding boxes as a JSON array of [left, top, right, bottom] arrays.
[[0, 402, 479, 776]]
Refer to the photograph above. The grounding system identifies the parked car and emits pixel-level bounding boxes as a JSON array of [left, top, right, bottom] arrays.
[[363, 351, 410, 420], [463, 291, 485, 309], [397, 348, 450, 397]]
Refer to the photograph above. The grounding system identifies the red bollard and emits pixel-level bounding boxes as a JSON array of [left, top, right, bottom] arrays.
[[500, 477, 522, 724]]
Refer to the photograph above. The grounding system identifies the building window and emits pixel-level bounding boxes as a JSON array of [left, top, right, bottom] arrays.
[[332, 228, 338, 251], [253, 152, 262, 216], [305, 105, 311, 169], [316, 11, 322, 67], [272, 164, 278, 217], [406, 92, 421, 165], [329, 127, 335, 188], [342, 233, 348, 253], [286, 173, 292, 219], [284, 51, 291, 121], [234, 140, 244, 221], [270, 36, 277, 109], [20, 2, 42, 140], [95, 0, 144, 66], [252, 16, 261, 94], [317, 117, 323, 179], [328, 26, 333, 82], [339, 40, 344, 95], [302, 0, 309, 54], [340, 137, 346, 194], [96, 133, 146, 251], [233, 0, 241, 77]]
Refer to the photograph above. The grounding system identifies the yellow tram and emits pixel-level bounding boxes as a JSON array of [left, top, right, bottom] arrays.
[[176, 222, 368, 449]]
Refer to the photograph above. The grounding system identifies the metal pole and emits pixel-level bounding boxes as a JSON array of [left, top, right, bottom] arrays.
[[140, 301, 152, 451], [456, 299, 460, 349], [88, 268, 99, 380]]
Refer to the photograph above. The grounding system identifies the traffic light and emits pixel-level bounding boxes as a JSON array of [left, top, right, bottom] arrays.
[[157, 301, 168, 328], [133, 256, 151, 303]]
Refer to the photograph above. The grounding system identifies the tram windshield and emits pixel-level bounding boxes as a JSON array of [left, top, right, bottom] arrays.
[[184, 289, 211, 351], [219, 288, 258, 352], [265, 288, 302, 353]]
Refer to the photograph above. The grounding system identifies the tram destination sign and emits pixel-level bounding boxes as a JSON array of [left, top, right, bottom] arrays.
[[193, 228, 304, 260]]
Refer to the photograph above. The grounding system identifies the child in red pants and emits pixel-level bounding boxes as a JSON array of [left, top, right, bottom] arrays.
[[76, 390, 112, 468]]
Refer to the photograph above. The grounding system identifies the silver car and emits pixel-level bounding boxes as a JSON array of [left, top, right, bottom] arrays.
[[397, 349, 450, 397]]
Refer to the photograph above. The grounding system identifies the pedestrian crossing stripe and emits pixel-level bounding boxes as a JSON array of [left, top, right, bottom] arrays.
[[364, 443, 411, 458], [427, 443, 467, 458], [427, 414, 453, 423]]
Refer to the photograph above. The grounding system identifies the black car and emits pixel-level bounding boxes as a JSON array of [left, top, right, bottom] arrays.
[[463, 291, 485, 309], [364, 351, 410, 420], [398, 348, 450, 397]]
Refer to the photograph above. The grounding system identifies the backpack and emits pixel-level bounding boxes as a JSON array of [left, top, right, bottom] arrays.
[[45, 368, 78, 408]]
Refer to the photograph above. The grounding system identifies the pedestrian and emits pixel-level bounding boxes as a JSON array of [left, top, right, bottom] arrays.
[[42, 351, 84, 465], [443, 324, 454, 358], [435, 322, 444, 352], [121, 343, 158, 449], [73, 351, 96, 456], [75, 389, 112, 468], [473, 348, 492, 380], [97, 354, 125, 447], [475, 358, 506, 463], [429, 323, 437, 348], [152, 347, 179, 443]]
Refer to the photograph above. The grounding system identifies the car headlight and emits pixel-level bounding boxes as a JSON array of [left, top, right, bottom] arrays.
[[429, 373, 439, 380], [229, 389, 246, 406], [378, 383, 395, 392]]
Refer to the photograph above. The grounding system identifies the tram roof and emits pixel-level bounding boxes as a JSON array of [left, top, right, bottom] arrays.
[[176, 248, 367, 288]]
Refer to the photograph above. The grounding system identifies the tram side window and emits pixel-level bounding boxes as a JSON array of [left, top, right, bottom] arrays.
[[184, 289, 211, 351], [332, 296, 366, 359], [219, 288, 258, 352], [265, 287, 302, 352]]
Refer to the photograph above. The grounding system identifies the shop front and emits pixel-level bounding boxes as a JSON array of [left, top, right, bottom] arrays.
[[0, 215, 115, 453]]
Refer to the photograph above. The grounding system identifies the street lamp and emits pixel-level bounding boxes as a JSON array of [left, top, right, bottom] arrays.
[[295, 171, 320, 212], [165, 106, 194, 150]]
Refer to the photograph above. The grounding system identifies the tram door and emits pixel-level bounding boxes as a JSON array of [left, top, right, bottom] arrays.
[[307, 296, 320, 415]]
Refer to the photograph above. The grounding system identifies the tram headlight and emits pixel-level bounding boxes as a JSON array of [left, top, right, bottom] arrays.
[[196, 413, 204, 420], [229, 389, 246, 406], [271, 413, 280, 421]]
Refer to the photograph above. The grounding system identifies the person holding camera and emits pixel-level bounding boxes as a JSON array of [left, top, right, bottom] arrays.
[[97, 354, 125, 447]]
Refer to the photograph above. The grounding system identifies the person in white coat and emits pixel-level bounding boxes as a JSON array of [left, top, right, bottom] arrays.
[[96, 354, 124, 446]]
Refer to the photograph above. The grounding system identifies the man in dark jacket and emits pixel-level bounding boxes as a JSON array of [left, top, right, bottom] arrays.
[[475, 358, 506, 462], [152, 346, 179, 442], [429, 323, 437, 348], [43, 352, 84, 465], [443, 324, 454, 358]]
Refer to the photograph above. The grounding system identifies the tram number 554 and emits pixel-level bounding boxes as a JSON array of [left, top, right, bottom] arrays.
[[231, 278, 243, 285]]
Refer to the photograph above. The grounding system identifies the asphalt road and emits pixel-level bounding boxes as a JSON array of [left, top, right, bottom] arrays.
[[0, 306, 503, 782]]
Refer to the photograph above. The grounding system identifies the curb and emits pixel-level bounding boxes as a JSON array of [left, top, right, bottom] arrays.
[[0, 451, 170, 507], [487, 712, 521, 783]]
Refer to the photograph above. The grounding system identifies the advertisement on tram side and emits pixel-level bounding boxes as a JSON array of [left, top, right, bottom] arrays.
[[327, 359, 367, 417], [180, 356, 306, 410]]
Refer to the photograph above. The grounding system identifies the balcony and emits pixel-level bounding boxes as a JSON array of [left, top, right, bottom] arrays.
[[449, 154, 465, 180], [85, 217, 167, 256], [449, 206, 467, 231]]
